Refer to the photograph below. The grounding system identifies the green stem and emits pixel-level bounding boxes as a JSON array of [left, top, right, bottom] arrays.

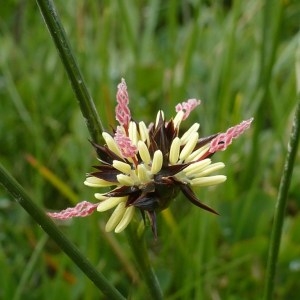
[[127, 225, 163, 300], [263, 98, 300, 300], [0, 164, 125, 300], [36, 0, 104, 145]]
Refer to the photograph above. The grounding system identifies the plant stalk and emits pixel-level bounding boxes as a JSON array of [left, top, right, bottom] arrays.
[[263, 98, 300, 299], [36, 0, 104, 145], [0, 164, 125, 300], [127, 225, 163, 300]]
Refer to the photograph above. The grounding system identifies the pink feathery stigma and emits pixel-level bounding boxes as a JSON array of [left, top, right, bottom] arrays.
[[175, 99, 201, 120], [114, 126, 138, 158], [47, 201, 98, 220], [209, 118, 254, 153], [115, 78, 131, 128]]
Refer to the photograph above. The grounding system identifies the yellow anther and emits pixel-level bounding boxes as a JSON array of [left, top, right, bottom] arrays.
[[105, 202, 126, 232], [151, 150, 163, 174], [139, 121, 150, 145], [179, 132, 199, 161], [97, 197, 126, 212], [115, 206, 135, 233], [84, 176, 114, 187], [112, 160, 132, 174], [180, 123, 200, 145], [169, 137, 181, 165], [102, 132, 122, 157], [191, 175, 227, 187], [138, 141, 151, 164], [117, 174, 135, 186]]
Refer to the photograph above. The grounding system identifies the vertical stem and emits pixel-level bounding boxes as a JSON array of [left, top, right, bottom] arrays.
[[36, 0, 104, 145], [127, 225, 163, 300], [263, 98, 300, 299], [0, 164, 125, 300]]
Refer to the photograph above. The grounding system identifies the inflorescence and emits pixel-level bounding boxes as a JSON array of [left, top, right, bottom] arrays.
[[48, 79, 253, 237]]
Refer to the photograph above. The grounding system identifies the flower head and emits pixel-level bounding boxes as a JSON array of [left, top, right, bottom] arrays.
[[48, 79, 253, 237]]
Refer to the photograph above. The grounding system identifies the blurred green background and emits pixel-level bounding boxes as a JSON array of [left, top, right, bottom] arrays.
[[1, 0, 300, 299]]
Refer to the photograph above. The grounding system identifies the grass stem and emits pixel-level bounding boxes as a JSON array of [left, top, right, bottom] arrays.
[[0, 164, 125, 300], [36, 0, 104, 145], [263, 97, 300, 299], [127, 225, 163, 300]]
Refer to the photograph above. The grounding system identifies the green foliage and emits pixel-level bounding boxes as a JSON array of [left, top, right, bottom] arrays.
[[0, 0, 299, 298]]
